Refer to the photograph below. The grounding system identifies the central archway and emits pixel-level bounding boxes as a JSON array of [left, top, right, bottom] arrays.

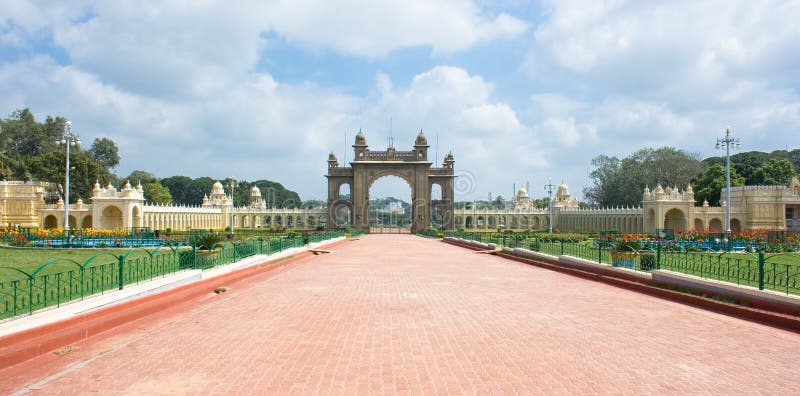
[[368, 175, 412, 233], [326, 130, 455, 233]]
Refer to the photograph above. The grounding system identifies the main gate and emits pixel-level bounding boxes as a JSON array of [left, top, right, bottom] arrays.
[[326, 130, 455, 234]]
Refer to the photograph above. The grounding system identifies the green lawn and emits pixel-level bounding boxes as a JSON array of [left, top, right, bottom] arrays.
[[0, 247, 164, 281]]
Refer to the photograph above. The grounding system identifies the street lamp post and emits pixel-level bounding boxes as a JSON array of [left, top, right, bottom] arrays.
[[544, 179, 555, 233], [57, 121, 80, 232], [229, 178, 236, 236], [715, 127, 740, 239]]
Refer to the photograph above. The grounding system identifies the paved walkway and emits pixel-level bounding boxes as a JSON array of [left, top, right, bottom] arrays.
[[1, 235, 798, 394]]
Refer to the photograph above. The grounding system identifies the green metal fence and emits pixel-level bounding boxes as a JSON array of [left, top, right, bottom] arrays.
[[446, 231, 800, 296], [0, 232, 343, 320]]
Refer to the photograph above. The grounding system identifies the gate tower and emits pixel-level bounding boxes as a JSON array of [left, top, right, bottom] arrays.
[[326, 130, 455, 233]]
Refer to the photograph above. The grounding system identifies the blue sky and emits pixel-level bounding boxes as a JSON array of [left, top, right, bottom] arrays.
[[1, 1, 799, 203]]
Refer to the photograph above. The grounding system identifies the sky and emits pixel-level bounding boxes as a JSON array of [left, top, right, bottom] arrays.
[[1, 0, 798, 203]]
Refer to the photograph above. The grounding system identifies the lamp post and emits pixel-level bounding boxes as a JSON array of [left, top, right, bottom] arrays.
[[544, 179, 555, 233], [57, 121, 80, 232], [229, 178, 236, 236], [715, 127, 740, 238]]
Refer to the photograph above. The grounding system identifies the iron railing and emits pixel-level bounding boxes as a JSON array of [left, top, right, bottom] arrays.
[[0, 232, 345, 320], [442, 231, 800, 295]]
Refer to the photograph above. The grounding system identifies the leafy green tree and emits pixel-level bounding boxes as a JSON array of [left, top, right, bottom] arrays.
[[161, 176, 194, 204], [753, 159, 796, 185], [531, 197, 550, 209], [492, 195, 506, 209], [123, 170, 158, 185], [143, 181, 172, 204], [187, 177, 216, 205], [89, 137, 120, 169], [787, 149, 800, 173], [692, 164, 745, 205], [302, 199, 326, 209], [253, 179, 301, 208], [584, 147, 706, 207], [1, 109, 64, 158], [25, 150, 111, 202]]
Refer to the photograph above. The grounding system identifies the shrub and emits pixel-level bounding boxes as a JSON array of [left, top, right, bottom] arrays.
[[640, 253, 657, 271], [193, 233, 222, 251], [10, 235, 28, 247]]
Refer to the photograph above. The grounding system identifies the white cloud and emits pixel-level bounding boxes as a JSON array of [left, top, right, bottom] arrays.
[[262, 0, 527, 58]]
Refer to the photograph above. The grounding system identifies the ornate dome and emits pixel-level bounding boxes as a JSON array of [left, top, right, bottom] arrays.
[[415, 130, 428, 146], [328, 152, 338, 161], [211, 181, 225, 195], [251, 185, 261, 195], [516, 187, 529, 199], [354, 130, 367, 146]]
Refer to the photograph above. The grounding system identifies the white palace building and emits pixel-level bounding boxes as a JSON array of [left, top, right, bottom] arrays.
[[1, 177, 799, 234], [0, 180, 325, 231]]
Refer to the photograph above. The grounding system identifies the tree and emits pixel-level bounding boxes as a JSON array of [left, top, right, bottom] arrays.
[[692, 164, 745, 205], [25, 150, 111, 202], [161, 175, 194, 204], [2, 109, 61, 157], [492, 195, 506, 209], [253, 179, 301, 208], [584, 147, 706, 207], [583, 154, 622, 206], [89, 137, 120, 169], [143, 182, 172, 204], [788, 149, 800, 173], [123, 170, 158, 185], [753, 159, 796, 185], [302, 199, 325, 209], [531, 197, 550, 209]]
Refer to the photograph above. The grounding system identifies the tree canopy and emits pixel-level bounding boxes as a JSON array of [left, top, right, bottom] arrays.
[[584, 147, 706, 207], [753, 159, 796, 185], [692, 164, 745, 205], [702, 149, 800, 185], [0, 109, 113, 201]]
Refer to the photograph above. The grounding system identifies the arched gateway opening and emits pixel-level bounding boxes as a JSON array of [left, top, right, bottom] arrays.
[[369, 176, 412, 233], [326, 130, 455, 233]]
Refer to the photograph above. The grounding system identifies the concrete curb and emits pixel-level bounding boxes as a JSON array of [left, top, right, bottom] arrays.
[[0, 237, 349, 370], [442, 237, 800, 333]]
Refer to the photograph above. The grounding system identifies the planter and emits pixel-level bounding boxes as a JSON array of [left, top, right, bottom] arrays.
[[610, 251, 638, 270]]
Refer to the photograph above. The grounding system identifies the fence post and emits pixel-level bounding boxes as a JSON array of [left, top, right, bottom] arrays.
[[758, 251, 765, 291], [118, 255, 125, 290], [656, 244, 661, 270], [28, 278, 33, 315], [260, 239, 264, 254], [233, 242, 239, 262], [597, 242, 602, 264], [560, 240, 565, 256]]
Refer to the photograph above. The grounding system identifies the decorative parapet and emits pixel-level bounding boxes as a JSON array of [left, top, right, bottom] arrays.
[[144, 204, 222, 214], [558, 207, 643, 215], [642, 184, 694, 202], [454, 208, 549, 215], [91, 181, 145, 200]]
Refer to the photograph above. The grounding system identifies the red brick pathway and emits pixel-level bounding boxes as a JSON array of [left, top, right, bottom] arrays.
[[2, 235, 798, 394]]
